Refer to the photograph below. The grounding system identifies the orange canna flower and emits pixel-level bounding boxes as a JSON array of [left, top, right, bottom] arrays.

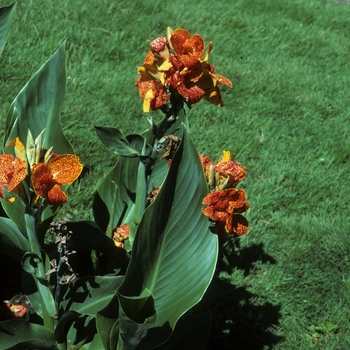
[[135, 73, 168, 112], [169, 28, 205, 70], [136, 27, 232, 111], [31, 154, 83, 205], [112, 223, 130, 249], [194, 61, 232, 106], [202, 188, 249, 236], [200, 151, 245, 190], [215, 150, 246, 186], [0, 154, 27, 202]]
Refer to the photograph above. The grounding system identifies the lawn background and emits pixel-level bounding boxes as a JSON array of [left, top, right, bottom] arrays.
[[1, 0, 350, 349]]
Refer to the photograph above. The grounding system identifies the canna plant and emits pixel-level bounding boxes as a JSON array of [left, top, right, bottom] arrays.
[[0, 5, 249, 349]]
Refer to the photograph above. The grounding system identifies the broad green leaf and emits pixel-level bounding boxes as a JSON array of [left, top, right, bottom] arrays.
[[80, 332, 105, 350], [119, 126, 218, 347], [93, 156, 139, 235], [0, 3, 15, 57], [128, 161, 147, 248], [54, 310, 80, 344], [22, 252, 43, 276], [0, 319, 55, 349], [96, 294, 120, 350], [95, 126, 153, 165], [0, 196, 27, 236], [154, 311, 212, 349], [66, 314, 96, 349], [60, 275, 124, 316], [116, 290, 156, 350], [4, 41, 72, 156], [0, 216, 28, 262], [145, 109, 185, 194], [21, 275, 56, 331], [56, 312, 98, 349], [22, 249, 56, 329], [95, 126, 142, 157]]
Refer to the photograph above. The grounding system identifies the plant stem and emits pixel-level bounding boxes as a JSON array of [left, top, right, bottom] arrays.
[[24, 212, 56, 331], [25, 213, 45, 277]]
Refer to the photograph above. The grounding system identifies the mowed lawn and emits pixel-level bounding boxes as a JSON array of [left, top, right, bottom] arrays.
[[1, 0, 350, 348]]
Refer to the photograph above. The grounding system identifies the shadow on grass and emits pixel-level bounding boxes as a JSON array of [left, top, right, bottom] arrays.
[[205, 238, 283, 349]]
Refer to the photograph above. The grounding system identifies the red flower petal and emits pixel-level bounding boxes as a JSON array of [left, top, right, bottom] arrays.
[[170, 29, 204, 70], [49, 155, 83, 185], [176, 83, 205, 105], [47, 184, 68, 205], [143, 50, 155, 66], [202, 206, 230, 222], [215, 161, 246, 184], [0, 154, 26, 193], [150, 36, 166, 52], [213, 73, 232, 88], [170, 29, 191, 55], [226, 214, 249, 236], [31, 155, 82, 204], [31, 163, 52, 198]]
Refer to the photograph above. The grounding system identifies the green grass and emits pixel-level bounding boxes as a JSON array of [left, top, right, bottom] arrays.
[[1, 0, 350, 348]]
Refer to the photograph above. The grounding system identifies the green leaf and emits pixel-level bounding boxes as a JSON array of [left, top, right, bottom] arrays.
[[22, 251, 56, 329], [0, 319, 56, 349], [116, 290, 156, 350], [54, 310, 80, 344], [96, 294, 120, 350], [0, 3, 15, 57], [22, 252, 43, 276], [0, 216, 28, 262], [145, 110, 184, 194], [0, 196, 27, 236], [80, 332, 105, 350], [66, 315, 97, 349], [4, 41, 73, 156], [93, 156, 139, 234], [55, 311, 98, 349], [119, 126, 218, 347], [60, 275, 124, 316], [95, 126, 152, 159]]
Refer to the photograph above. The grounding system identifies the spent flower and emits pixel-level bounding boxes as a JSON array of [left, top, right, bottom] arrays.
[[112, 223, 130, 249]]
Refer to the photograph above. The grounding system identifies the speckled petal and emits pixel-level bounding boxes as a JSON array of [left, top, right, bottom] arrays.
[[0, 154, 26, 192], [170, 29, 190, 55], [31, 163, 52, 197], [49, 155, 83, 185], [226, 214, 249, 236], [47, 184, 68, 205]]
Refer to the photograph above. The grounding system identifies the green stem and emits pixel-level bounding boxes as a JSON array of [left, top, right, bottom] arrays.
[[24, 213, 55, 331], [134, 161, 147, 225], [56, 342, 67, 350], [25, 213, 45, 277]]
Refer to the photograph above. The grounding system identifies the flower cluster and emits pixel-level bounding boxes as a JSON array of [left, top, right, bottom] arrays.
[[201, 151, 249, 237], [0, 132, 83, 205], [135, 28, 232, 112]]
